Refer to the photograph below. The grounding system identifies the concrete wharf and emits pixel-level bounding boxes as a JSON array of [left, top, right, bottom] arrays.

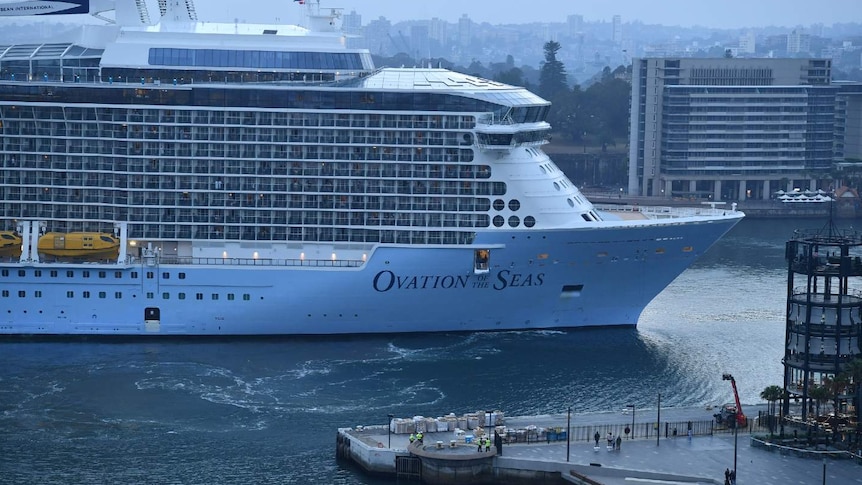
[[336, 404, 862, 485]]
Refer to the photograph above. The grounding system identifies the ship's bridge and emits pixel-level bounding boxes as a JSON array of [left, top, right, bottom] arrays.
[[475, 119, 551, 151]]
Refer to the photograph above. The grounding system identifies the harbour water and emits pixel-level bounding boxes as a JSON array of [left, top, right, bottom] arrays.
[[0, 217, 838, 484]]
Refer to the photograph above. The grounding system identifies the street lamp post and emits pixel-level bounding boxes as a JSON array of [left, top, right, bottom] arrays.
[[723, 373, 738, 479], [657, 393, 661, 447], [626, 404, 635, 438], [387, 413, 394, 448], [566, 407, 571, 462]]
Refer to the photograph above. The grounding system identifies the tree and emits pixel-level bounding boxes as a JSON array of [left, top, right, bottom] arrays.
[[839, 358, 862, 437], [538, 41, 568, 99], [494, 67, 526, 88], [809, 384, 830, 419], [760, 385, 784, 435]]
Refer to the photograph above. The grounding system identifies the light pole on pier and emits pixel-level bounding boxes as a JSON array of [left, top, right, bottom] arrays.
[[626, 404, 635, 438], [566, 407, 571, 462], [656, 393, 661, 447], [387, 413, 394, 448]]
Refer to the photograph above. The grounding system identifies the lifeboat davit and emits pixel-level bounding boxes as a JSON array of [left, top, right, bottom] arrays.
[[0, 231, 22, 257], [38, 232, 120, 260]]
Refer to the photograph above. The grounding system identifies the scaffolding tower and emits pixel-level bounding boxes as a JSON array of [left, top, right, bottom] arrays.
[[783, 219, 862, 426]]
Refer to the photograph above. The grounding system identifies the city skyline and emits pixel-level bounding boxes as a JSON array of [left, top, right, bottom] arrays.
[[203, 0, 859, 29], [0, 0, 858, 30]]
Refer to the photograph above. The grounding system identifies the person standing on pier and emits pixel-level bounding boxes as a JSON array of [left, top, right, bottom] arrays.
[[594, 431, 600, 447], [615, 435, 621, 451]]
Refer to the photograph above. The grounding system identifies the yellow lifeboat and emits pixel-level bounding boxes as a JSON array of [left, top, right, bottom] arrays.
[[38, 232, 120, 260], [0, 231, 22, 258]]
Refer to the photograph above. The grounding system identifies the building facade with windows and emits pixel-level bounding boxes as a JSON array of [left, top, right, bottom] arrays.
[[628, 57, 836, 201]]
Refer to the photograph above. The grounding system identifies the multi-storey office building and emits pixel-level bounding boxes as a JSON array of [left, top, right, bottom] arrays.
[[629, 57, 836, 201]]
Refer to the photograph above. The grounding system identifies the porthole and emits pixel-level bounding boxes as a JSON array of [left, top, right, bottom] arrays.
[[567, 198, 575, 207], [508, 199, 521, 211], [508, 216, 520, 227], [493, 199, 505, 211], [524, 216, 536, 228], [553, 182, 560, 191], [493, 215, 505, 227], [539, 165, 547, 174]]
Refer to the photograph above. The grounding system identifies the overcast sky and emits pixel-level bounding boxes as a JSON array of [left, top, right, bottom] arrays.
[[201, 0, 859, 29], [0, 0, 858, 29]]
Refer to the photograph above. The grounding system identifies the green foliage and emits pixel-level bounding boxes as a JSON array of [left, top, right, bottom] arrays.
[[538, 41, 568, 99]]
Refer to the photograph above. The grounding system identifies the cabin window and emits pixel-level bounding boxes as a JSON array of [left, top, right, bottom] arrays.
[[18, 290, 25, 297], [83, 291, 90, 298], [162, 293, 170, 299], [50, 270, 57, 277], [99, 271, 106, 278], [179, 273, 186, 279], [66, 271, 74, 278], [243, 294, 251, 301], [34, 291, 41, 298], [115, 271, 123, 278], [228, 294, 235, 301], [66, 291, 74, 298], [178, 293, 186, 300], [162, 272, 170, 279], [146, 292, 154, 299], [1, 290, 7, 297], [146, 272, 154, 279], [115, 292, 122, 299], [18, 270, 25, 277], [212, 294, 219, 300], [131, 272, 138, 278], [99, 292, 106, 298], [196, 293, 203, 300], [83, 271, 90, 278], [1, 270, 7, 277]]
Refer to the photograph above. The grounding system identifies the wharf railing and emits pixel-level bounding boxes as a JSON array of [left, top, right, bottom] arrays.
[[506, 418, 764, 445]]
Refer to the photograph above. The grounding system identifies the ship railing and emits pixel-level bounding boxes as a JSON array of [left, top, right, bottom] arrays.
[[594, 204, 737, 219], [155, 256, 365, 268]]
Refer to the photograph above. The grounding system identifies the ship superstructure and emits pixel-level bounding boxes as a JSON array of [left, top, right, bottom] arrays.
[[0, 1, 743, 335]]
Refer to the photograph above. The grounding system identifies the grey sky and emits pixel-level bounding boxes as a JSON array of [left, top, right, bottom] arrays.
[[0, 0, 857, 29], [205, 0, 860, 29]]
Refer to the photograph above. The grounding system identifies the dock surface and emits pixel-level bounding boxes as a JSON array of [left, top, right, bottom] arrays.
[[338, 405, 862, 484]]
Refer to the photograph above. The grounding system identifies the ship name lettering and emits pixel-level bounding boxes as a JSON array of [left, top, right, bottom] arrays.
[[372, 271, 470, 292], [493, 270, 545, 290]]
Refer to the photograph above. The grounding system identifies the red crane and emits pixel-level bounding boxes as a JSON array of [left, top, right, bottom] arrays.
[[722, 373, 747, 427]]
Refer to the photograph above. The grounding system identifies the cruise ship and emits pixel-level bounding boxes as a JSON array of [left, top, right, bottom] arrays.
[[0, 0, 743, 336]]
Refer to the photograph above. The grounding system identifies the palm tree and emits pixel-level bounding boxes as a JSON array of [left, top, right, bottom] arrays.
[[839, 358, 862, 438], [809, 384, 830, 419], [760, 385, 784, 435]]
